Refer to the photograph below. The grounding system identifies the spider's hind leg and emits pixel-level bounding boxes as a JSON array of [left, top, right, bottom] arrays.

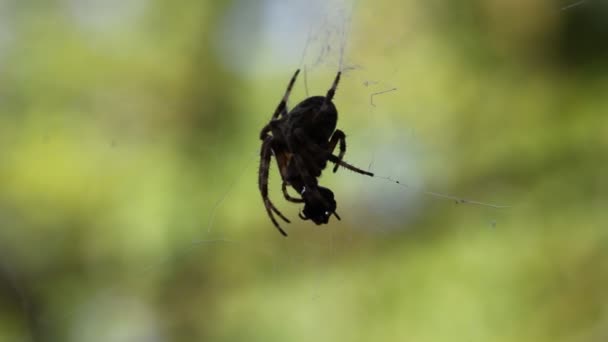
[[328, 129, 346, 173], [271, 69, 301, 120], [328, 155, 373, 177]]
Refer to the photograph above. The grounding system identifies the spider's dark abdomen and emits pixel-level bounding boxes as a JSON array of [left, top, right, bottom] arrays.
[[285, 96, 337, 144]]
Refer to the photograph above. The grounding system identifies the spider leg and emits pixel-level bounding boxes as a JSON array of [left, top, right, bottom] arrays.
[[328, 155, 374, 177], [323, 71, 341, 107], [328, 129, 346, 173], [259, 70, 300, 140], [272, 69, 300, 120], [259, 136, 290, 236], [282, 182, 304, 203], [270, 201, 290, 222], [333, 211, 341, 220], [259, 124, 271, 140]]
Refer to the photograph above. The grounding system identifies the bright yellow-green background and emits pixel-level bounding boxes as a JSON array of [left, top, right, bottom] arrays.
[[1, 1, 607, 341]]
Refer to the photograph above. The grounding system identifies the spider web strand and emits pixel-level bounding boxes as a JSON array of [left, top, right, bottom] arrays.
[[373, 175, 511, 209], [561, 0, 586, 10]]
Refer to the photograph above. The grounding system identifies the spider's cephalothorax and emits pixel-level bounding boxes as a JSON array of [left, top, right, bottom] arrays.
[[258, 69, 373, 236]]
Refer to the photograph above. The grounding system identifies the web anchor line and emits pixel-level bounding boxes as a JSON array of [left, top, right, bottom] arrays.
[[561, 0, 586, 10], [332, 161, 510, 209], [370, 88, 397, 107], [373, 174, 510, 209]]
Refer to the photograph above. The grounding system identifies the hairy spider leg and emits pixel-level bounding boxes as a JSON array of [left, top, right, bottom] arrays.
[[282, 182, 304, 203], [259, 69, 302, 140], [315, 71, 342, 121], [328, 155, 373, 177], [328, 129, 346, 173], [272, 69, 301, 120], [323, 71, 342, 106], [259, 136, 290, 236]]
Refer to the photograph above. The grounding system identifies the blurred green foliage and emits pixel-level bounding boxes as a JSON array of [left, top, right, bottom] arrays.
[[1, 1, 607, 341]]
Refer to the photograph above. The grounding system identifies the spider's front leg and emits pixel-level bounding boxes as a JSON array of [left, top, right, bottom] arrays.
[[259, 136, 290, 236]]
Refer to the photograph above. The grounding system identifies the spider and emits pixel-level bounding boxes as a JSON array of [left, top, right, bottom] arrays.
[[259, 69, 374, 236]]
